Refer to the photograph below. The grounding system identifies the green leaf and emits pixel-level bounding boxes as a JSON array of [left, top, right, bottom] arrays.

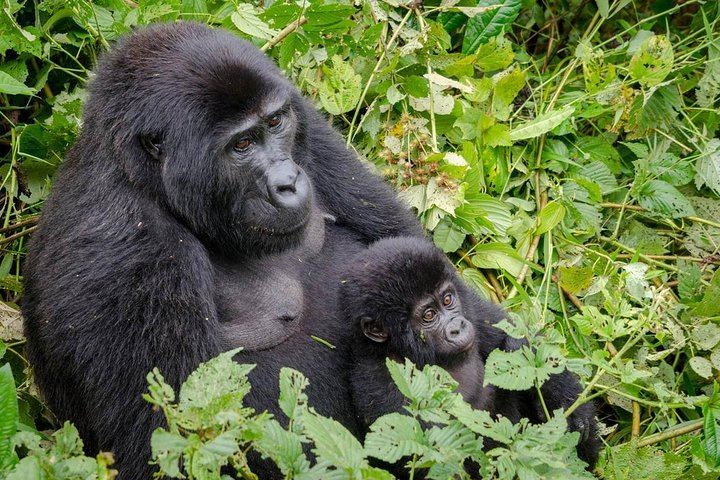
[[637, 180, 695, 218], [151, 429, 189, 477], [509, 106, 575, 141], [433, 218, 466, 253], [230, 5, 278, 40], [303, 411, 367, 472], [697, 42, 720, 108], [695, 139, 720, 195], [702, 404, 720, 467], [558, 266, 594, 294], [252, 419, 310, 476], [484, 348, 536, 390], [629, 35, 674, 88], [319, 56, 362, 115], [0, 364, 18, 471], [278, 368, 309, 420], [690, 356, 714, 379], [364, 413, 426, 463], [471, 243, 525, 276], [0, 71, 34, 96], [462, 0, 522, 54], [535, 201, 566, 235]]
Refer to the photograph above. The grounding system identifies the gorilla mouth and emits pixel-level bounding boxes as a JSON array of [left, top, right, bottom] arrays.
[[248, 218, 308, 237]]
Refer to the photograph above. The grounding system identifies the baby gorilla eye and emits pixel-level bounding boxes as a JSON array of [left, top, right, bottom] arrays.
[[442, 293, 453, 306], [234, 138, 252, 152], [422, 308, 436, 322], [268, 114, 282, 129]]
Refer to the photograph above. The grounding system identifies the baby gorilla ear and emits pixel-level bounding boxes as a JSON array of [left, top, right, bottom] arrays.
[[361, 317, 388, 343], [139, 134, 164, 161]]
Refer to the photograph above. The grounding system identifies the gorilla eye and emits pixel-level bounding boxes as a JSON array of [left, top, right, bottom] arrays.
[[268, 114, 282, 129], [234, 138, 252, 152], [422, 309, 435, 322], [442, 293, 453, 306]]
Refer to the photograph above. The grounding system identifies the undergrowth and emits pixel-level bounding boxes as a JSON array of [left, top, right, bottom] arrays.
[[1, 0, 719, 478]]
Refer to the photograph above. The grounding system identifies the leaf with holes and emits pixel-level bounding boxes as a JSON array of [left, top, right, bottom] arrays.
[[637, 180, 695, 218]]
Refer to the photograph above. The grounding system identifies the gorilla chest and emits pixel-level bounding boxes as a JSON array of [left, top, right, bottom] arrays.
[[213, 259, 304, 351]]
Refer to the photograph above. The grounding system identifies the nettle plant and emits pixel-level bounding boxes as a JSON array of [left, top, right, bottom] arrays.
[[143, 348, 591, 480]]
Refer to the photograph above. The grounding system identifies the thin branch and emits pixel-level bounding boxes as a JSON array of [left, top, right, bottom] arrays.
[[261, 17, 308, 52], [636, 419, 703, 448], [0, 225, 37, 246], [601, 202, 720, 230], [0, 216, 39, 235]]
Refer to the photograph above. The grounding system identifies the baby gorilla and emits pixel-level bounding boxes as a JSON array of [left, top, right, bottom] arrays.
[[339, 237, 502, 423], [339, 236, 599, 471]]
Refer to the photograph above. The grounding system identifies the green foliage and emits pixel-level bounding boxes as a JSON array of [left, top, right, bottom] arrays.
[[1, 0, 719, 478]]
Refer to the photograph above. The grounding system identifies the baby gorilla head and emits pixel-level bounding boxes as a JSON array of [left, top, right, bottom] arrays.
[[340, 237, 478, 368]]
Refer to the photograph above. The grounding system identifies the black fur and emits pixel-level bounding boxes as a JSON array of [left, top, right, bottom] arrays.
[[339, 237, 600, 473], [22, 23, 421, 479]]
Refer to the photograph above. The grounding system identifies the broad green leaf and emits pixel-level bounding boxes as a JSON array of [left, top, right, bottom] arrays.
[[0, 364, 18, 471], [462, 0, 522, 53], [433, 219, 466, 253], [695, 138, 720, 195], [535, 201, 566, 235], [150, 429, 188, 477], [509, 106, 575, 141], [231, 5, 277, 40], [484, 348, 535, 390], [697, 42, 720, 108], [252, 420, 309, 476], [303, 411, 367, 471], [278, 367, 309, 420], [319, 56, 362, 115], [629, 35, 674, 88], [471, 242, 525, 276], [689, 356, 713, 379], [364, 413, 426, 463], [637, 180, 695, 218], [692, 323, 720, 351], [0, 71, 33, 96], [558, 266, 594, 294], [595, 0, 609, 18], [701, 406, 720, 467]]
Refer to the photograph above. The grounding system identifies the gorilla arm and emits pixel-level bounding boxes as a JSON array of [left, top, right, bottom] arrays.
[[23, 201, 222, 478], [292, 99, 423, 242]]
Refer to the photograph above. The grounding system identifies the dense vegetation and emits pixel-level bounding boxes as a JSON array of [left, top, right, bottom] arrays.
[[0, 0, 719, 478]]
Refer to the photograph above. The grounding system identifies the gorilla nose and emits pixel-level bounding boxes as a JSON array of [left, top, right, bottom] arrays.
[[267, 163, 309, 210], [449, 319, 467, 337]]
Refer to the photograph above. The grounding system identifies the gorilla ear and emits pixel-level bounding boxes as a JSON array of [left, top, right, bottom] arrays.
[[360, 317, 388, 343], [140, 134, 164, 161]]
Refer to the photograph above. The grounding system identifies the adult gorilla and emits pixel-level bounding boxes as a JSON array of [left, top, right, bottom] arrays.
[[22, 22, 421, 478]]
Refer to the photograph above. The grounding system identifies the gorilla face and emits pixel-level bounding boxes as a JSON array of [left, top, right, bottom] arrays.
[[85, 23, 314, 257]]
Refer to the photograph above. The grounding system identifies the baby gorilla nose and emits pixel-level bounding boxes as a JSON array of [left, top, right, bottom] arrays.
[[448, 318, 467, 337], [267, 162, 309, 210]]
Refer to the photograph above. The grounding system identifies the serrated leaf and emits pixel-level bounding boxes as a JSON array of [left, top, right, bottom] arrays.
[[151, 429, 189, 477], [697, 42, 720, 108], [701, 406, 720, 467], [637, 180, 695, 218], [303, 411, 367, 471], [252, 419, 310, 476], [0, 364, 18, 471], [509, 106, 575, 141], [536, 201, 566, 235], [0, 71, 34, 96], [364, 413, 426, 463], [278, 367, 309, 420], [484, 348, 536, 390], [462, 0, 522, 53], [695, 138, 720, 195]]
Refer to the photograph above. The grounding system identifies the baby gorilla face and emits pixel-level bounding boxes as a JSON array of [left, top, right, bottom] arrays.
[[409, 282, 476, 357]]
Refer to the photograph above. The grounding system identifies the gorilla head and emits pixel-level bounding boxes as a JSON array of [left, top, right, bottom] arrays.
[[340, 237, 478, 368], [83, 23, 312, 257]]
